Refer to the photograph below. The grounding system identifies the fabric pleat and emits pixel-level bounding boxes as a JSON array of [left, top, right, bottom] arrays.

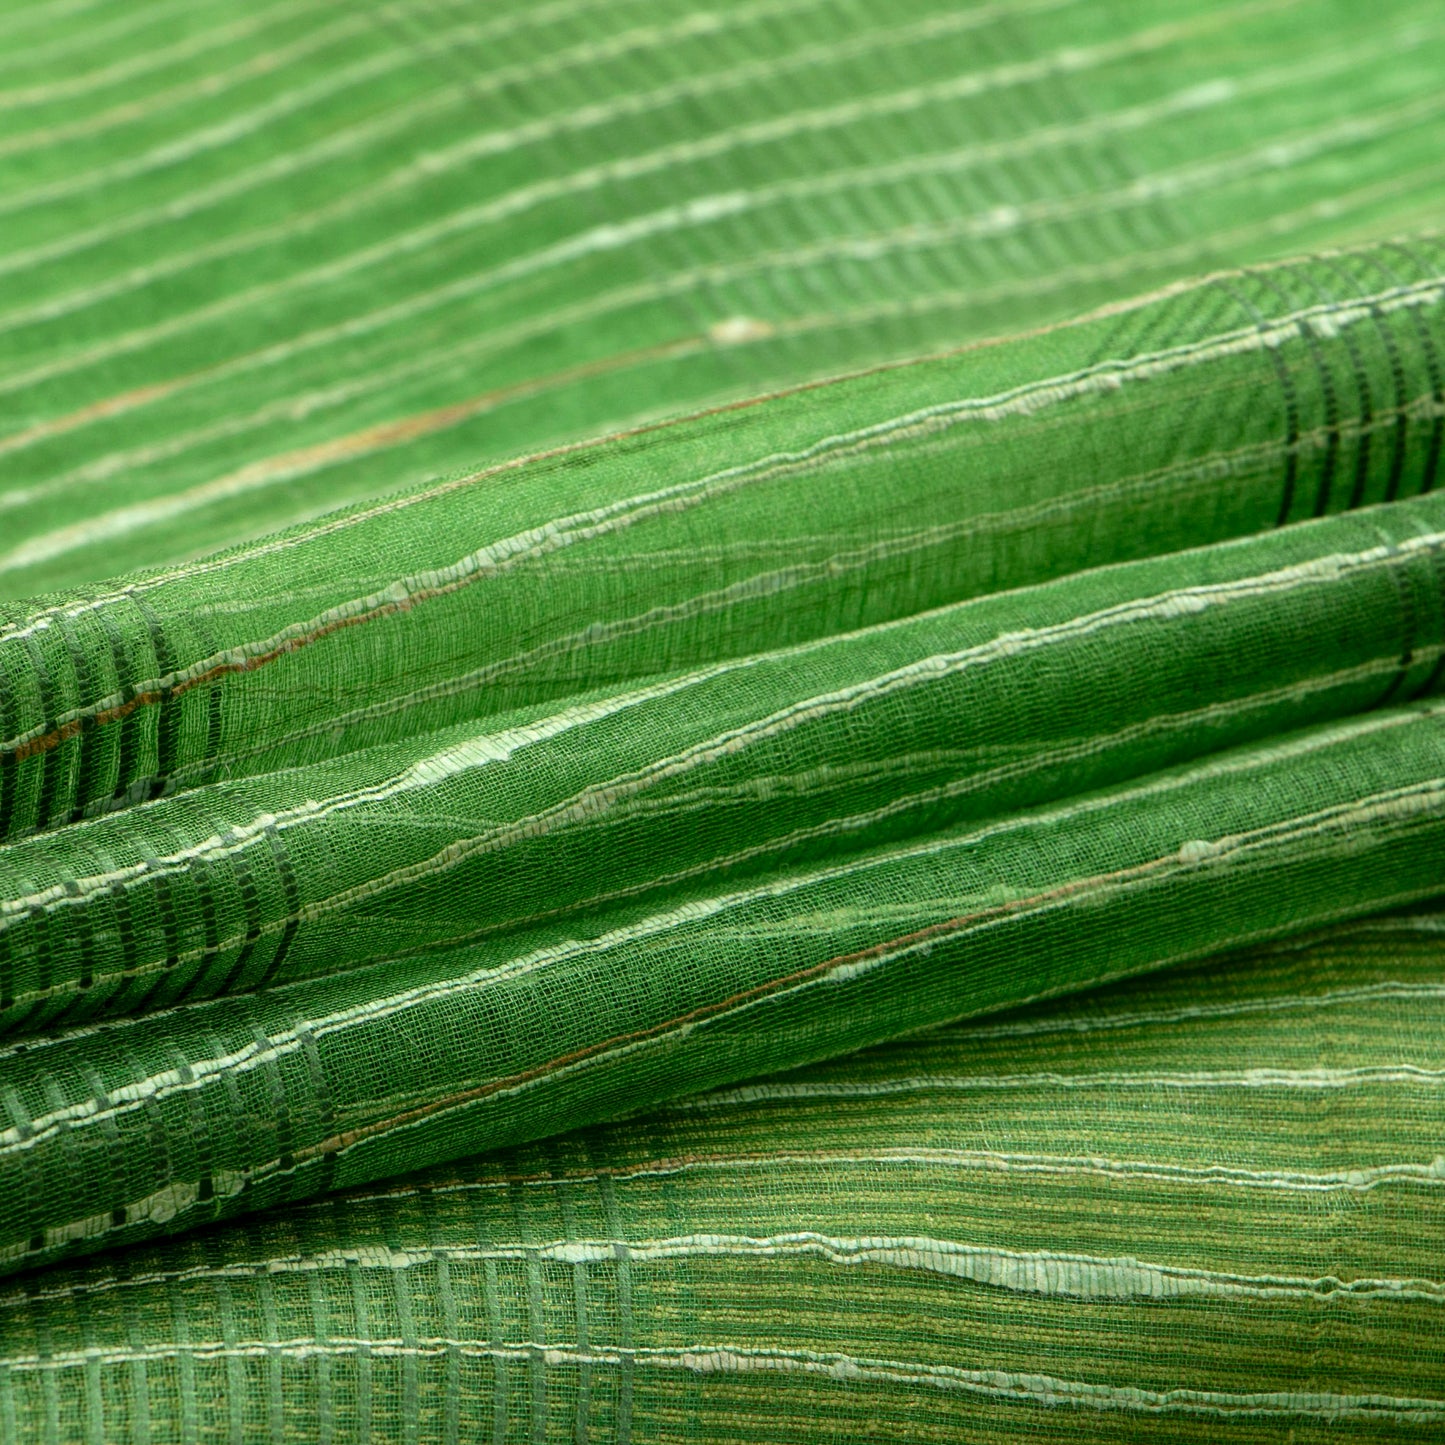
[[1, 910, 1443, 1442]]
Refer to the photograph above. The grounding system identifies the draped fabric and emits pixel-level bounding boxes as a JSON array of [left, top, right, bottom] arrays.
[[6, 912, 1445, 1444], [0, 0, 1443, 1439]]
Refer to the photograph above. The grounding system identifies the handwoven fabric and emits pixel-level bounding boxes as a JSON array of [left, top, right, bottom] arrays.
[[3, 910, 1444, 1442], [2, 0, 1445, 1439]]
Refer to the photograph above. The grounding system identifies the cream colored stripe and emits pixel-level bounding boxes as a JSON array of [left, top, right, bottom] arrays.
[[155, 399, 1435, 787], [1, 735, 1436, 1201], [3, 269, 1437, 689], [0, 655, 762, 921], [2, 3, 1190, 343], [5, 1229, 1441, 1313], [622, 1346, 1445, 1417], [1, 699, 1437, 1077], [0, 90, 464, 292], [1, 80, 1382, 543], [0, 0, 188, 59], [962, 982, 1445, 1041], [309, 779, 1445, 1182], [0, 32, 428, 220], [681, 1066, 1445, 1109], [432, 645, 1438, 940], [378, 791, 1439, 1138], [1, 1334, 1441, 1417], [8, 645, 1415, 1020], [335, 1144, 1445, 1212], [0, 0, 1116, 395], [6, 531, 1424, 926], [0, 0, 309, 110], [0, 7, 362, 160], [0, 0, 1298, 428], [0, 49, 1264, 477], [1, 224, 1422, 639], [0, 0, 949, 295]]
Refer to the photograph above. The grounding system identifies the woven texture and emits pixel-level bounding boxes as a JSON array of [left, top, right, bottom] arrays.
[[3, 481, 1445, 1026], [2, 0, 1445, 1439], [4, 0, 1445, 597], [2, 910, 1444, 1442], [6, 242, 1445, 841]]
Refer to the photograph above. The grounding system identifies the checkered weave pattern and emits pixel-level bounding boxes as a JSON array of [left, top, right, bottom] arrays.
[[3, 912, 1444, 1442]]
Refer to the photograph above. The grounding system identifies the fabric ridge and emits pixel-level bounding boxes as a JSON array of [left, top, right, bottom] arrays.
[[3, 912, 1445, 1442]]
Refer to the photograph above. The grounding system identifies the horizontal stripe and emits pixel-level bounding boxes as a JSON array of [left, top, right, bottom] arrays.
[[2, 698, 1437, 1071], [4, 1230, 1441, 1314], [960, 979, 1445, 1041], [0, 8, 364, 161], [0, 227, 1415, 640], [679, 1065, 1445, 1109], [4, 273, 1439, 754], [332, 1144, 1445, 1209], [0, 0, 309, 111], [6, 529, 1427, 944], [2, 1336, 1441, 1418], [5, 762, 1439, 1265]]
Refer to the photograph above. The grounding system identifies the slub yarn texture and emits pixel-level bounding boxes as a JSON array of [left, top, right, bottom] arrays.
[[0, 1, 1444, 1439]]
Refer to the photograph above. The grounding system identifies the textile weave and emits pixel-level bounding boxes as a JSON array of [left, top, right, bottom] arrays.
[[2, 911, 1444, 1442], [1, 0, 1444, 1439]]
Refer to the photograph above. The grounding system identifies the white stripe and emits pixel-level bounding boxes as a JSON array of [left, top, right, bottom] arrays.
[[0, 227, 1413, 638], [0, 1333, 1441, 1416], [0, 0, 310, 110], [335, 1144, 1445, 1208], [0, 91, 465, 294], [0, 0, 190, 60], [0, 0, 1001, 348], [630, 1346, 1445, 1417], [3, 269, 1438, 671], [151, 398, 1438, 790], [1, 729, 1437, 1186], [398, 791, 1445, 1138], [19, 632, 1421, 1040], [5, 1229, 1440, 1312], [0, 50, 1267, 488], [0, 0, 1255, 403], [0, 32, 424, 220], [6, 531, 1426, 926], [680, 1065, 1445, 1109], [0, 8, 364, 160], [0, 0, 961, 296], [0, 2, 1172, 345], [322, 780, 1445, 1172], [0, 654, 762, 921], [0, 0, 729, 213], [321, 645, 1434, 950], [9, 641, 1417, 1025], [960, 980, 1445, 1042], [8, 695, 1443, 1077]]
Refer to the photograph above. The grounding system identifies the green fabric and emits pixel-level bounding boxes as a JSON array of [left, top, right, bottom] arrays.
[[2, 0, 1445, 1438], [4, 466, 1445, 1029], [2, 909, 1444, 1442], [2, 695, 1443, 1277], [3, 0, 1445, 597], [5, 241, 1445, 840]]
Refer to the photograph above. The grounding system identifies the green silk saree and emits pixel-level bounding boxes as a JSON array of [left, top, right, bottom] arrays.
[[1, 0, 1444, 1437]]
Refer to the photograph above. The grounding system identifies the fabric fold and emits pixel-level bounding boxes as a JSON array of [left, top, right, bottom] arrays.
[[0, 905, 1440, 1440], [3, 241, 1443, 843], [1, 491, 1444, 1036], [4, 4, 1445, 1437], [1, 696, 1442, 1275]]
